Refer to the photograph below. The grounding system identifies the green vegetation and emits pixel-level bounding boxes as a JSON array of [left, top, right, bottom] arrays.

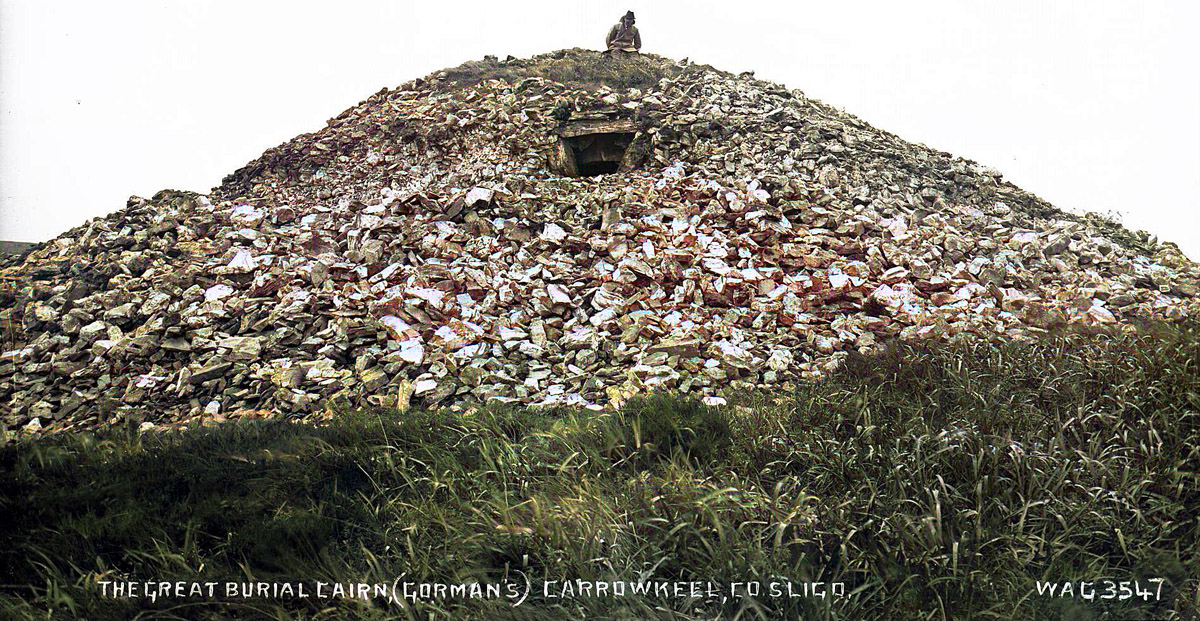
[[2, 320, 1198, 620], [435, 48, 728, 91]]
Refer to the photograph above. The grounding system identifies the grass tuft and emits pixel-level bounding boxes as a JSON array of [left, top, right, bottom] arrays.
[[433, 48, 730, 92]]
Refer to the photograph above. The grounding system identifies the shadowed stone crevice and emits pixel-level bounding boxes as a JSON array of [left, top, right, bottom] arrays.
[[566, 132, 635, 176], [551, 119, 647, 177]]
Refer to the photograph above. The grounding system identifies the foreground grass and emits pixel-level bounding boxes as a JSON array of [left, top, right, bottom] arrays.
[[1, 321, 1198, 620]]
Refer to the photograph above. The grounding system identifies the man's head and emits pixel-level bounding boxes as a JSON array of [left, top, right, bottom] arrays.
[[622, 11, 635, 25]]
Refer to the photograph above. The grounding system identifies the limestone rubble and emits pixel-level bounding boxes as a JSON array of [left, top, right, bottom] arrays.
[[3, 50, 1197, 433]]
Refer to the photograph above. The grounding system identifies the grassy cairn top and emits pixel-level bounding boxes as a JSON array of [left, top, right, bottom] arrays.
[[430, 48, 730, 91], [2, 320, 1199, 619]]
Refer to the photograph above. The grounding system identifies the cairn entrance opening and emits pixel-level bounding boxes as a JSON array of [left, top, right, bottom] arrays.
[[551, 119, 646, 177], [563, 132, 634, 176]]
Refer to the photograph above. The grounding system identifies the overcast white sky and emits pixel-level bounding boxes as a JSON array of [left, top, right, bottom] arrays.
[[2, 1, 1197, 258]]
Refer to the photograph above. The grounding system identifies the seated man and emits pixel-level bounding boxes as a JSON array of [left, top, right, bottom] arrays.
[[605, 11, 641, 53]]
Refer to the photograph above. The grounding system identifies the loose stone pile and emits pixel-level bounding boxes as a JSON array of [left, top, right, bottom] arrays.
[[3, 49, 1198, 434]]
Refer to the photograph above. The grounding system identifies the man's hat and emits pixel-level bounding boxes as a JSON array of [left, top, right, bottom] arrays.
[[624, 11, 635, 19]]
